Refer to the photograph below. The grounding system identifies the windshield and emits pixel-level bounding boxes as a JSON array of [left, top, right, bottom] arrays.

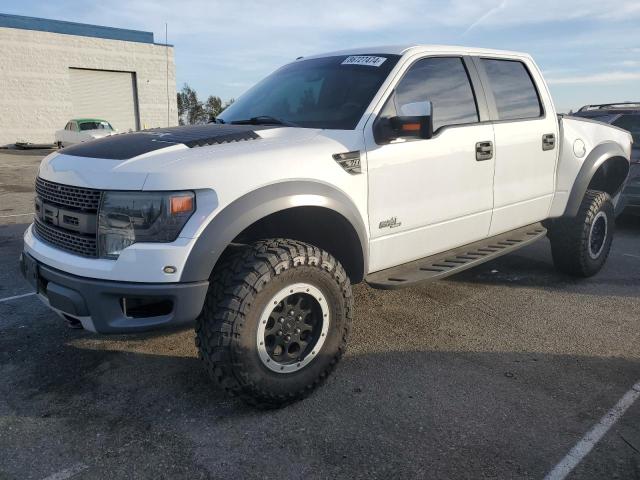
[[79, 121, 113, 131], [218, 54, 400, 130]]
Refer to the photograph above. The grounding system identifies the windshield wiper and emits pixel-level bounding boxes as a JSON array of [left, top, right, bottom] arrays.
[[230, 116, 298, 127]]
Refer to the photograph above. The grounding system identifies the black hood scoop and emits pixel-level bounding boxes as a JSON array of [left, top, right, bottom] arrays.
[[60, 124, 277, 160]]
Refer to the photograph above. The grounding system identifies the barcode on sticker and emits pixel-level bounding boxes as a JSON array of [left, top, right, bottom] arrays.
[[341, 56, 387, 67]]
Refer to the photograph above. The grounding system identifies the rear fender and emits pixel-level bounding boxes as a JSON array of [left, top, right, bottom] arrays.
[[563, 142, 630, 217]]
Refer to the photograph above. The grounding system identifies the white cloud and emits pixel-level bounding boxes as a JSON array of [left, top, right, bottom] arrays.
[[450, 0, 640, 27], [38, 0, 640, 38], [547, 71, 640, 85], [462, 0, 508, 35], [9, 0, 640, 103]]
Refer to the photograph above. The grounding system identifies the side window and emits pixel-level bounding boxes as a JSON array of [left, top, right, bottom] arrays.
[[376, 57, 479, 138], [71, 122, 78, 132], [481, 59, 543, 120]]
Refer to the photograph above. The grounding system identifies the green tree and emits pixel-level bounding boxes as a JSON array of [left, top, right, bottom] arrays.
[[204, 95, 224, 121], [177, 90, 187, 124], [204, 96, 236, 122], [177, 84, 234, 125], [177, 84, 206, 125]]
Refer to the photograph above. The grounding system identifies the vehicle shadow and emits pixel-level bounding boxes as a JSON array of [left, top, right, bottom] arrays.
[[0, 147, 56, 156], [616, 213, 640, 232], [446, 217, 640, 294]]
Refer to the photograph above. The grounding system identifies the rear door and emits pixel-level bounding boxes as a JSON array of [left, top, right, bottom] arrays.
[[474, 57, 559, 235]]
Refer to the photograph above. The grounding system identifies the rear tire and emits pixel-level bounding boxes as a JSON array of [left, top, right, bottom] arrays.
[[195, 239, 353, 408], [547, 190, 614, 277]]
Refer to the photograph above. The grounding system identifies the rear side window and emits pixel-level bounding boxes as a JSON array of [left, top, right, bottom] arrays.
[[380, 57, 479, 132], [481, 59, 543, 121]]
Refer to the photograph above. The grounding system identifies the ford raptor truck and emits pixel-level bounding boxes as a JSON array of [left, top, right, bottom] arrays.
[[20, 46, 632, 407]]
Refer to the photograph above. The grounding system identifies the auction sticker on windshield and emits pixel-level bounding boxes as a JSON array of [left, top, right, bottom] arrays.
[[341, 56, 387, 67]]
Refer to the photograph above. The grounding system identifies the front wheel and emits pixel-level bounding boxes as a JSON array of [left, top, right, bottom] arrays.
[[547, 190, 614, 277], [196, 239, 353, 408]]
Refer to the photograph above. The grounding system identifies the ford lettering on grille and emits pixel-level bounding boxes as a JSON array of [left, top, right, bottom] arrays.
[[33, 177, 100, 257]]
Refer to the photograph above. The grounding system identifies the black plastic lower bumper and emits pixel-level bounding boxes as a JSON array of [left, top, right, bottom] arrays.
[[20, 252, 209, 333]]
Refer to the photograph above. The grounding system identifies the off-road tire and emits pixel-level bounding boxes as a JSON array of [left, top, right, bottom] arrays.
[[547, 190, 614, 277], [195, 239, 353, 408]]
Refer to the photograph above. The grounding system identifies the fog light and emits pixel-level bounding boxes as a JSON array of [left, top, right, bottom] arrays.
[[163, 266, 177, 274]]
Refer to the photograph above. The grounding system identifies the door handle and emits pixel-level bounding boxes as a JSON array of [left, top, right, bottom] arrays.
[[476, 141, 493, 161], [542, 133, 556, 151]]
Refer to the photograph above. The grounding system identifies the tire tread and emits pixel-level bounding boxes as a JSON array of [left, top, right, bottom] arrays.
[[548, 189, 614, 277], [195, 239, 352, 408]]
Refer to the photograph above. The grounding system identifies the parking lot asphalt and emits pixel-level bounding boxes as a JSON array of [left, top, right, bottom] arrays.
[[0, 148, 45, 226], [0, 150, 639, 479]]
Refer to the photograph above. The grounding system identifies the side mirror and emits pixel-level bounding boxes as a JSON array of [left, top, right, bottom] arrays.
[[375, 100, 434, 143], [389, 114, 433, 140]]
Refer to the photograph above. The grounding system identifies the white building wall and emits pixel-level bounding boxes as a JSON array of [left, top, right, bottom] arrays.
[[0, 26, 177, 146]]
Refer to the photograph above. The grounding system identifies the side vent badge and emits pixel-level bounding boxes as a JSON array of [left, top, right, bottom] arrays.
[[332, 151, 361, 174]]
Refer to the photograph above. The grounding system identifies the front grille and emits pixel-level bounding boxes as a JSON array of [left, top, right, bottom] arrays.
[[35, 177, 101, 212], [34, 218, 98, 257], [34, 177, 101, 257]]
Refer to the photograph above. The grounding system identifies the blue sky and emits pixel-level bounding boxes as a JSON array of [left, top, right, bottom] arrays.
[[4, 0, 640, 112]]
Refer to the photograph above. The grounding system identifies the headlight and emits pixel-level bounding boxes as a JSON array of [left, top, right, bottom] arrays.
[[98, 191, 195, 259]]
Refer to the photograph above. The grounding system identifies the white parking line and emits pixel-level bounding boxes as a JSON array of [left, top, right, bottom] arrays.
[[0, 292, 35, 304], [0, 212, 32, 218], [544, 380, 640, 480], [623, 253, 640, 260], [42, 463, 89, 480]]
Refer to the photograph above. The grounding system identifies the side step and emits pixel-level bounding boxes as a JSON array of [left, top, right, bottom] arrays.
[[365, 223, 547, 290]]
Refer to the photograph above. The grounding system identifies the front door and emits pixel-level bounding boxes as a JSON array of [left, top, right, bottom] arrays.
[[365, 56, 495, 273]]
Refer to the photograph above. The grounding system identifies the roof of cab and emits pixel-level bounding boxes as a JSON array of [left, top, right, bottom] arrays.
[[301, 44, 531, 60]]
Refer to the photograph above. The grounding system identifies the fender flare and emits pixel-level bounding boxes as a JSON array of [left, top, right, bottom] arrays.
[[563, 142, 630, 217], [180, 181, 369, 282]]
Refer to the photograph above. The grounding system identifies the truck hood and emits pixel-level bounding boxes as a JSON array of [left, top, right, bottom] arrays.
[[38, 124, 324, 190]]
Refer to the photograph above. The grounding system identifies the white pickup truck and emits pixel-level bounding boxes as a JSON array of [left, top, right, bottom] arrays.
[[21, 45, 632, 407]]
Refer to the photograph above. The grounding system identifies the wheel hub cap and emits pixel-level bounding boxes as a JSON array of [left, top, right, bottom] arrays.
[[588, 211, 608, 260], [257, 283, 330, 374]]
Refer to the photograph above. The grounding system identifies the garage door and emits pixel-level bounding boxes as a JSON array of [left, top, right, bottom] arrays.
[[69, 68, 139, 133]]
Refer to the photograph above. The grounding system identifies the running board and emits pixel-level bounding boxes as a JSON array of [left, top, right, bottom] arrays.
[[365, 223, 547, 290]]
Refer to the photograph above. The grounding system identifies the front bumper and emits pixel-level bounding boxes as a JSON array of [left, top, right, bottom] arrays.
[[20, 252, 209, 333]]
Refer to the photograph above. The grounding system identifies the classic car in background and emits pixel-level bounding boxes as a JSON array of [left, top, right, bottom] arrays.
[[55, 119, 116, 147]]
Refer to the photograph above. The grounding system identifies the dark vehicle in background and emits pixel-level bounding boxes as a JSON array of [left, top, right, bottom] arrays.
[[572, 103, 640, 216]]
